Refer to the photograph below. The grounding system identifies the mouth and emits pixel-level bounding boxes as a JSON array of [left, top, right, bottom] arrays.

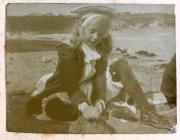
[[90, 41, 98, 45]]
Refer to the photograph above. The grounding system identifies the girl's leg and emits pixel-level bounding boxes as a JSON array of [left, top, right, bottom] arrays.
[[110, 58, 154, 111], [45, 98, 79, 121], [26, 73, 53, 116], [26, 96, 42, 116], [110, 58, 171, 129]]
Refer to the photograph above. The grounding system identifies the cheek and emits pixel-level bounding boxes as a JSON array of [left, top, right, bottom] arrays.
[[96, 35, 102, 42], [81, 30, 90, 41]]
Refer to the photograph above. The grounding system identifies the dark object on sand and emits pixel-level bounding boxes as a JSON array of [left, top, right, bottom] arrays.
[[135, 50, 157, 57], [121, 49, 128, 54], [68, 116, 116, 134], [115, 48, 122, 51], [115, 48, 128, 54], [161, 55, 176, 107], [128, 55, 138, 59]]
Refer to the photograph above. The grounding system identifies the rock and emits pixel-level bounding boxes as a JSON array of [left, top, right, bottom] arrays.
[[115, 48, 122, 51], [128, 55, 138, 59], [114, 48, 128, 54], [135, 50, 157, 57], [121, 49, 128, 54], [124, 54, 130, 57]]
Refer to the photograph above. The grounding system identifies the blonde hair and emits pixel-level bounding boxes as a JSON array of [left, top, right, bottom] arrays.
[[72, 14, 112, 57]]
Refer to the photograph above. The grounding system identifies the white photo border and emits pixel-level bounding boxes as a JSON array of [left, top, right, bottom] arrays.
[[0, 0, 179, 140]]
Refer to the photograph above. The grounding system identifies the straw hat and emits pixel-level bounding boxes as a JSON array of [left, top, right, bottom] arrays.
[[71, 5, 116, 18]]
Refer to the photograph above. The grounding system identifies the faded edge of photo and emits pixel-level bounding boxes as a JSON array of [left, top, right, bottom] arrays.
[[1, 0, 180, 137]]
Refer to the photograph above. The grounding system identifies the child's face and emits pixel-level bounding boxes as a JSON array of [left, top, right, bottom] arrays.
[[81, 17, 109, 48]]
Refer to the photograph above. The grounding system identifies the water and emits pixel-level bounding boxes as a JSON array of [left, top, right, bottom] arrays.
[[112, 26, 175, 61], [7, 26, 175, 61]]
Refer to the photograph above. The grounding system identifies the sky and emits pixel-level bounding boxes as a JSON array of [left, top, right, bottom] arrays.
[[6, 3, 175, 16]]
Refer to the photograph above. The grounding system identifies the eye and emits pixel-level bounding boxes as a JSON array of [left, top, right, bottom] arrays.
[[89, 29, 96, 33]]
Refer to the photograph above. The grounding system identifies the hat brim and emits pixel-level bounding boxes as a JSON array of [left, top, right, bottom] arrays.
[[71, 5, 116, 18]]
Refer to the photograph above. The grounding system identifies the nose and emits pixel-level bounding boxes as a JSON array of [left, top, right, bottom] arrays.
[[91, 32, 99, 42]]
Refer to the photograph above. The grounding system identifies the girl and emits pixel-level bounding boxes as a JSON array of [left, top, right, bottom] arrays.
[[26, 13, 112, 122]]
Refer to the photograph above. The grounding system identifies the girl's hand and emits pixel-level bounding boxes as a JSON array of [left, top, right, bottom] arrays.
[[78, 102, 100, 120], [82, 105, 100, 120], [95, 100, 106, 115]]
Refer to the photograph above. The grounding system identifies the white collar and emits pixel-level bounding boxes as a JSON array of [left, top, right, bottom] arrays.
[[81, 43, 101, 63]]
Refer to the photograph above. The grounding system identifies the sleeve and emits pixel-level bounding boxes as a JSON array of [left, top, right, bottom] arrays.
[[92, 37, 113, 103], [33, 41, 77, 99], [69, 87, 89, 107], [56, 42, 76, 60], [67, 47, 90, 108], [92, 56, 109, 103]]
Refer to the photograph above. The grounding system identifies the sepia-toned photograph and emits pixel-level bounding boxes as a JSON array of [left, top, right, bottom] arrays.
[[5, 3, 176, 134]]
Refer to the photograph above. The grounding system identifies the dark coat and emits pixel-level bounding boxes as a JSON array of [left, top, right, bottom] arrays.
[[26, 36, 112, 116], [35, 40, 109, 107]]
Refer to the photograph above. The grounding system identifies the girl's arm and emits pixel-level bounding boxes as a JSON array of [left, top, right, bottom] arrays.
[[93, 56, 108, 103], [94, 35, 112, 104]]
